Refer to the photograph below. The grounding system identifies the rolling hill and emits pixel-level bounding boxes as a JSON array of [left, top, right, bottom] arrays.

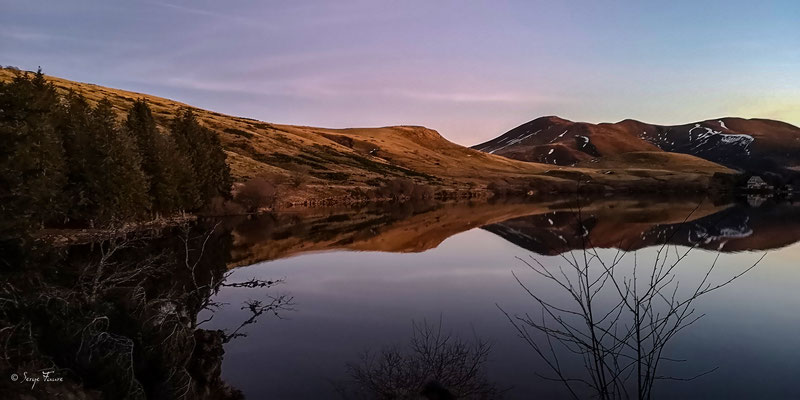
[[473, 116, 800, 185], [1, 68, 740, 204]]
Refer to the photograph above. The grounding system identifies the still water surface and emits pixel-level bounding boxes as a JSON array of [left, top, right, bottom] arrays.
[[204, 198, 800, 399]]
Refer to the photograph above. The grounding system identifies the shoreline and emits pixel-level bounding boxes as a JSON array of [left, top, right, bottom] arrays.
[[34, 187, 796, 248]]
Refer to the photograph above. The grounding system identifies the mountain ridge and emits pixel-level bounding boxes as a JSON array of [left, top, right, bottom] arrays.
[[473, 115, 800, 186]]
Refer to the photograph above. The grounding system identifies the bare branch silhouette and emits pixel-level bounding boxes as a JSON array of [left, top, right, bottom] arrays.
[[221, 295, 295, 343], [499, 198, 764, 400], [0, 222, 289, 399], [339, 318, 503, 400]]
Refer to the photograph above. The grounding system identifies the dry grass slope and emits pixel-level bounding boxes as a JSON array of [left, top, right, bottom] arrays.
[[575, 151, 734, 174], [1, 68, 737, 204]]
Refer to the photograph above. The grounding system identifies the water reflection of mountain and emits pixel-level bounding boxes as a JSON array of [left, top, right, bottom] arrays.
[[483, 199, 800, 255], [228, 197, 800, 267], [226, 200, 576, 267]]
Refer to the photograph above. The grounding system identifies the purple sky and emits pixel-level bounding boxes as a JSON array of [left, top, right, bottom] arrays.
[[2, 1, 799, 145]]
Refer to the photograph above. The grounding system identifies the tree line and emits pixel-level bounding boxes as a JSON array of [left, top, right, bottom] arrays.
[[0, 69, 232, 237]]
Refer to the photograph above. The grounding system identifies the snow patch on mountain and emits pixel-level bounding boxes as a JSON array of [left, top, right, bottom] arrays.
[[643, 129, 676, 147], [483, 129, 542, 154], [549, 130, 568, 143], [688, 124, 754, 155]]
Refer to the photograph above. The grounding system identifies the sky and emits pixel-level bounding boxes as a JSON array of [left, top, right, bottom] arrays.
[[1, 1, 799, 146]]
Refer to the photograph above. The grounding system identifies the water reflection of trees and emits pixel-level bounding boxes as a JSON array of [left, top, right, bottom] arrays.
[[338, 320, 502, 400], [500, 213, 764, 400], [0, 223, 291, 399]]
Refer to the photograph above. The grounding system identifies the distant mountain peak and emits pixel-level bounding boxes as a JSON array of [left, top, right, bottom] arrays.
[[473, 115, 800, 183]]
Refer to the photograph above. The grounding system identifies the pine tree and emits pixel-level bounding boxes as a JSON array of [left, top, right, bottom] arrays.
[[0, 68, 66, 237], [1, 70, 235, 238], [169, 109, 204, 209], [170, 108, 232, 209], [88, 99, 151, 222], [124, 99, 181, 215], [53, 91, 96, 221]]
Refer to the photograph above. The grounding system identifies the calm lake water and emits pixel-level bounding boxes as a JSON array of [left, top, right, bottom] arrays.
[[201, 197, 800, 399], [4, 196, 800, 399]]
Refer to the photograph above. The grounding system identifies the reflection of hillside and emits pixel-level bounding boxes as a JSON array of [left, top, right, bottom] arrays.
[[228, 200, 565, 267], [484, 199, 800, 255], [687, 201, 800, 252], [227, 198, 733, 267]]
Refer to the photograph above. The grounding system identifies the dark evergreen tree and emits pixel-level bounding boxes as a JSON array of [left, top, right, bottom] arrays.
[[1, 70, 235, 237], [0, 69, 66, 237], [124, 99, 182, 214], [170, 108, 232, 209], [53, 91, 96, 221], [88, 99, 151, 222]]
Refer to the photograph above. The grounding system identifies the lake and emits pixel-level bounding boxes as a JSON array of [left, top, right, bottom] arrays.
[[3, 195, 799, 399], [203, 196, 800, 399]]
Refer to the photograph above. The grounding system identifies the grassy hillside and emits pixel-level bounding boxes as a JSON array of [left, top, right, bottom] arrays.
[[0, 68, 737, 204], [575, 151, 734, 173]]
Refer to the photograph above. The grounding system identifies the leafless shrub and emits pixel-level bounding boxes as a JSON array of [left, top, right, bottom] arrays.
[[486, 180, 519, 197], [76, 317, 145, 398], [377, 178, 436, 200], [287, 166, 311, 188], [389, 178, 415, 197], [498, 202, 763, 400], [413, 184, 436, 200], [234, 177, 277, 212], [341, 319, 502, 399], [0, 223, 288, 399], [205, 195, 246, 216]]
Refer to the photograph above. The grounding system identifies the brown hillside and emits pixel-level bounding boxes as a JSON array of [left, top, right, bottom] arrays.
[[474, 115, 800, 184], [1, 68, 738, 203], [575, 152, 734, 174]]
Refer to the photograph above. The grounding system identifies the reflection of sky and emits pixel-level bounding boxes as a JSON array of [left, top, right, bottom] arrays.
[[206, 229, 800, 399], [2, 1, 799, 145]]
